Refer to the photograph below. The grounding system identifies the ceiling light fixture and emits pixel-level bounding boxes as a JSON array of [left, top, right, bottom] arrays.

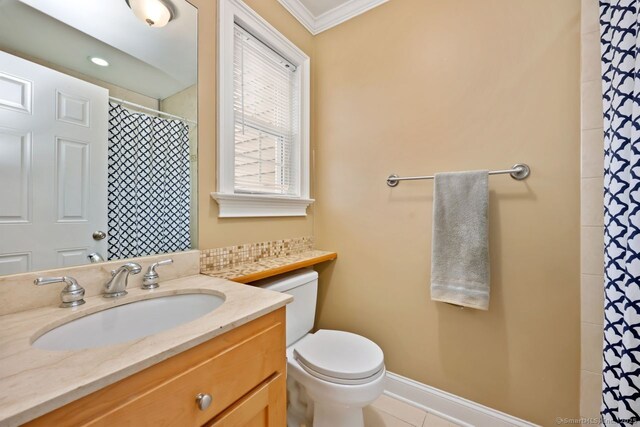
[[125, 0, 176, 28], [89, 56, 110, 67]]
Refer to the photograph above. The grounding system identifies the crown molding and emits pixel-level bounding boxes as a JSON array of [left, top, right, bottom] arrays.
[[277, 0, 388, 35], [314, 0, 389, 34]]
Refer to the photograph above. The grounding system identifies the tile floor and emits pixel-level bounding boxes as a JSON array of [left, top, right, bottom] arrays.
[[364, 394, 459, 427]]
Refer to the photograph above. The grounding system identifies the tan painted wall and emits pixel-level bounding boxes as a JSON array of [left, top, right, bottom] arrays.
[[312, 1, 581, 424], [190, 0, 315, 250]]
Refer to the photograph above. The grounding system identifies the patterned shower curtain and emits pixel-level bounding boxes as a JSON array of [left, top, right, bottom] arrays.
[[601, 1, 640, 423], [107, 102, 191, 260]]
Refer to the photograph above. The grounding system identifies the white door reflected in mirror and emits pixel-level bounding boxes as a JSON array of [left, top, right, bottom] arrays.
[[0, 51, 108, 275]]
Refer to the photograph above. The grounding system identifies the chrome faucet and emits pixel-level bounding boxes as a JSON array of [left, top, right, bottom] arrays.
[[142, 259, 173, 290], [34, 276, 85, 308], [104, 262, 141, 298]]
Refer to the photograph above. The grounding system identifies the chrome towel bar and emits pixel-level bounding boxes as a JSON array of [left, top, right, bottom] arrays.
[[386, 163, 531, 187]]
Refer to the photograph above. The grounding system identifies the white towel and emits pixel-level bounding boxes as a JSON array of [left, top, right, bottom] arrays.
[[430, 170, 490, 310]]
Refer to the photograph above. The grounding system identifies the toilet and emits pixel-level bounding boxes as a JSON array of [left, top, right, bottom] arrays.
[[255, 269, 385, 427]]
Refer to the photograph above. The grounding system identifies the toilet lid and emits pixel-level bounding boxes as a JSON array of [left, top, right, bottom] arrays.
[[293, 330, 384, 382]]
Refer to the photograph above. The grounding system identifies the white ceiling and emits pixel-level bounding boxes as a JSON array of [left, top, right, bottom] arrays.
[[277, 0, 388, 35], [298, 0, 351, 16], [0, 0, 197, 100]]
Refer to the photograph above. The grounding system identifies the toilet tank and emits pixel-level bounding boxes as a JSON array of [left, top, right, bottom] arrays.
[[254, 268, 318, 347]]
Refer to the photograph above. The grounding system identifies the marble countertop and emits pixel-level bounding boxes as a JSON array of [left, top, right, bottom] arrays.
[[202, 250, 337, 283], [0, 274, 292, 427]]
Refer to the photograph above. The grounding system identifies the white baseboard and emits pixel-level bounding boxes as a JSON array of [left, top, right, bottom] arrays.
[[384, 372, 539, 427]]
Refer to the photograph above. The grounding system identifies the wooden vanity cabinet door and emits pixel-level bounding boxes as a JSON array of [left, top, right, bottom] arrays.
[[206, 373, 286, 427]]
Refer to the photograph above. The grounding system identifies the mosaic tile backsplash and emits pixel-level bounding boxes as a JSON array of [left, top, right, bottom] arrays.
[[200, 237, 314, 271]]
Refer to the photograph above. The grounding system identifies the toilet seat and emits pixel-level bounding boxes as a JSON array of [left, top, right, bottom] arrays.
[[293, 330, 385, 385]]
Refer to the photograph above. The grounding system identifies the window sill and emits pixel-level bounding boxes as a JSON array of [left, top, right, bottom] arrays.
[[211, 192, 315, 218]]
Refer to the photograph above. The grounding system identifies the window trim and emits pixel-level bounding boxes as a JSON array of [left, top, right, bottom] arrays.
[[212, 0, 313, 218]]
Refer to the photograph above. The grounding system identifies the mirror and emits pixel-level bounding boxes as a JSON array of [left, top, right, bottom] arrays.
[[0, 0, 198, 275]]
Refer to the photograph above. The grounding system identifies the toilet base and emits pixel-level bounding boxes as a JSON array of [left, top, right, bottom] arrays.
[[287, 374, 314, 426], [286, 374, 371, 427], [312, 401, 364, 427]]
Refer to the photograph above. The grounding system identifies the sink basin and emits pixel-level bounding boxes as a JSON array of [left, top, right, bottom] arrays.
[[32, 293, 225, 351]]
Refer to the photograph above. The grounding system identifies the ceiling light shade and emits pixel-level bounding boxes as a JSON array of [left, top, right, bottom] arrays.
[[126, 0, 175, 28], [89, 56, 109, 67]]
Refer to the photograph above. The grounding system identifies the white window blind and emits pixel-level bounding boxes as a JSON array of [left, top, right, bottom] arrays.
[[233, 24, 299, 196]]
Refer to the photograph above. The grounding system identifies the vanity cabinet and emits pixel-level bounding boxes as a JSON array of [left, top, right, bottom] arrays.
[[25, 308, 286, 427]]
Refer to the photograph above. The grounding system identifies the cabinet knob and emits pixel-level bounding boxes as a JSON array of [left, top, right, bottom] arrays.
[[195, 393, 212, 411]]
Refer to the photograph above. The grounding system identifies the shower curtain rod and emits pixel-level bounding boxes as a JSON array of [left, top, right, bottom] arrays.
[[386, 163, 531, 187], [109, 96, 198, 126]]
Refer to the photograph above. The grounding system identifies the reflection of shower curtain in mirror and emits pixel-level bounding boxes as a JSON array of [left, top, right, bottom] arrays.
[[107, 102, 191, 260]]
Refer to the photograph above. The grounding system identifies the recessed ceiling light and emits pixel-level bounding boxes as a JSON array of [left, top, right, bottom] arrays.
[[125, 0, 175, 28], [89, 57, 109, 67]]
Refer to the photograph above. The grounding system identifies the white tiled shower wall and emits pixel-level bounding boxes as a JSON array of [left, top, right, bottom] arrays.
[[580, 0, 605, 420]]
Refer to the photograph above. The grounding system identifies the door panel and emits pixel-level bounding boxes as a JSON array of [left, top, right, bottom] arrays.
[[0, 252, 30, 275], [0, 71, 32, 113], [0, 127, 31, 223], [56, 91, 90, 127], [56, 248, 89, 267], [56, 137, 89, 221]]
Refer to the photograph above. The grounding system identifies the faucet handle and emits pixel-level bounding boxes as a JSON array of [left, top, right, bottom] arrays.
[[34, 276, 85, 308], [35, 276, 72, 286], [142, 259, 174, 290]]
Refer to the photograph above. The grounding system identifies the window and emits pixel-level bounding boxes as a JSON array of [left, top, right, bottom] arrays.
[[213, 0, 312, 218], [233, 24, 297, 195]]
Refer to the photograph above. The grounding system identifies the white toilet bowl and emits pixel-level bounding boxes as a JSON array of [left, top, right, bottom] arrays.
[[286, 330, 385, 427]]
